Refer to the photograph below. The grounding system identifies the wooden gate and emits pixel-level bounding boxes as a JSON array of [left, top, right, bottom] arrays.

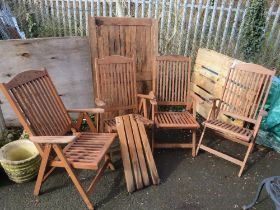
[[88, 17, 158, 94]]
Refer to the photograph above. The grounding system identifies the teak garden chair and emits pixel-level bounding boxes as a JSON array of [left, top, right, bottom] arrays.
[[150, 55, 199, 157], [0, 69, 117, 210], [196, 63, 275, 177], [94, 55, 154, 132]]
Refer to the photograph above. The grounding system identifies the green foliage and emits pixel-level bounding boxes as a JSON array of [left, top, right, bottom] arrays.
[[26, 13, 39, 38], [241, 0, 266, 62]]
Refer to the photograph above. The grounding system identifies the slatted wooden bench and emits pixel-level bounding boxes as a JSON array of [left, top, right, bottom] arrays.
[[115, 114, 160, 192]]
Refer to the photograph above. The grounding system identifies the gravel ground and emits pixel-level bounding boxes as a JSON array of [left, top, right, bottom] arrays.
[[1, 129, 279, 210]]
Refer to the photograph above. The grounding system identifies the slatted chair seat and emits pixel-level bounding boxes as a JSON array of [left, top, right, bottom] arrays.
[[155, 112, 199, 129], [204, 119, 253, 142], [63, 133, 116, 169], [104, 114, 153, 132]]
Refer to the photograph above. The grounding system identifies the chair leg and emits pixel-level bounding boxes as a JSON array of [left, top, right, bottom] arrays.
[[52, 144, 94, 210], [152, 125, 155, 153], [34, 144, 52, 196], [242, 179, 266, 210], [42, 167, 56, 182], [192, 130, 196, 157], [238, 143, 254, 177], [196, 126, 206, 156], [87, 158, 110, 195]]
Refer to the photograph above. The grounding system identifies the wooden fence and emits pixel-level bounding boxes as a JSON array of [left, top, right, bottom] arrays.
[[8, 0, 280, 65]]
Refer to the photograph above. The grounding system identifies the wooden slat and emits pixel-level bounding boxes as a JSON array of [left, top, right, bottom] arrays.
[[122, 115, 143, 190], [116, 114, 159, 192], [199, 145, 243, 166], [136, 116, 160, 185], [129, 115, 150, 186], [155, 112, 199, 129]]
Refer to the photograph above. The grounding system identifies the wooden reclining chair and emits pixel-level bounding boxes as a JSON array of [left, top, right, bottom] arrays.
[[196, 63, 275, 177], [94, 55, 154, 132], [0, 69, 117, 210], [150, 55, 199, 157]]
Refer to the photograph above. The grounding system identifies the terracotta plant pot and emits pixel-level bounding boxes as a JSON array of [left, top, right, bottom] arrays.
[[0, 140, 41, 183]]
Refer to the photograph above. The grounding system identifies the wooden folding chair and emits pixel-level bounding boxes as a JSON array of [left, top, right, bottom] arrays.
[[0, 69, 117, 210], [150, 55, 199, 157], [94, 55, 154, 133], [196, 63, 275, 177]]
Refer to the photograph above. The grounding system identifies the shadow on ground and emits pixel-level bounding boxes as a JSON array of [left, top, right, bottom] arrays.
[[0, 129, 279, 210]]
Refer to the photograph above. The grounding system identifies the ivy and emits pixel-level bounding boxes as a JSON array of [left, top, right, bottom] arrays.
[[241, 0, 266, 62]]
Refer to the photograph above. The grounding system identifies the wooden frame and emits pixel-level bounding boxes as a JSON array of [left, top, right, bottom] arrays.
[[116, 114, 160, 192], [151, 55, 200, 156], [94, 55, 154, 132], [0, 69, 117, 210], [196, 63, 275, 177], [88, 16, 158, 94]]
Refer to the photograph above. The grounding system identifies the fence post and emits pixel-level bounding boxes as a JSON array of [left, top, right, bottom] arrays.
[[268, 5, 280, 45], [214, 0, 226, 50], [141, 0, 145, 18], [148, 0, 152, 18], [55, 0, 62, 36], [166, 0, 174, 40], [159, 0, 167, 52], [154, 0, 159, 18], [73, 0, 78, 35], [191, 0, 203, 56], [184, 0, 195, 55], [61, 0, 67, 35], [264, 0, 275, 36], [178, 0, 188, 54], [135, 0, 139, 17], [85, 0, 89, 35], [220, 0, 234, 53], [206, 0, 219, 49], [67, 0, 72, 36], [199, 0, 211, 47], [234, 0, 250, 56], [228, 0, 242, 49]]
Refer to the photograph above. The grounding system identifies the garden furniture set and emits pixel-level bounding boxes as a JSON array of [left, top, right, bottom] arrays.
[[0, 17, 276, 210]]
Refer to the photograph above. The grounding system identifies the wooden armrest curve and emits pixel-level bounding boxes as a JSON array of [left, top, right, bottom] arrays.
[[30, 136, 77, 144], [67, 108, 104, 113], [137, 91, 156, 100]]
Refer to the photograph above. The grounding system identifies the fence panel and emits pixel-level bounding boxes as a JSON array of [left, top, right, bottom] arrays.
[[4, 0, 280, 71]]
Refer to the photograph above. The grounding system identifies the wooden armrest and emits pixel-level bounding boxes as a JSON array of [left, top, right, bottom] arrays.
[[30, 136, 77, 144], [137, 91, 156, 100], [95, 98, 106, 107], [150, 99, 157, 105], [259, 110, 268, 117], [67, 108, 104, 113]]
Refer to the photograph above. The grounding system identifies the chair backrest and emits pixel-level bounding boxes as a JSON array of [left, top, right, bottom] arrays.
[[0, 70, 72, 136], [218, 63, 275, 124], [153, 55, 192, 106], [95, 55, 138, 113]]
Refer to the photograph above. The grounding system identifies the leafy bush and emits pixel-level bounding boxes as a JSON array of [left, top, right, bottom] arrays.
[[241, 0, 266, 62]]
